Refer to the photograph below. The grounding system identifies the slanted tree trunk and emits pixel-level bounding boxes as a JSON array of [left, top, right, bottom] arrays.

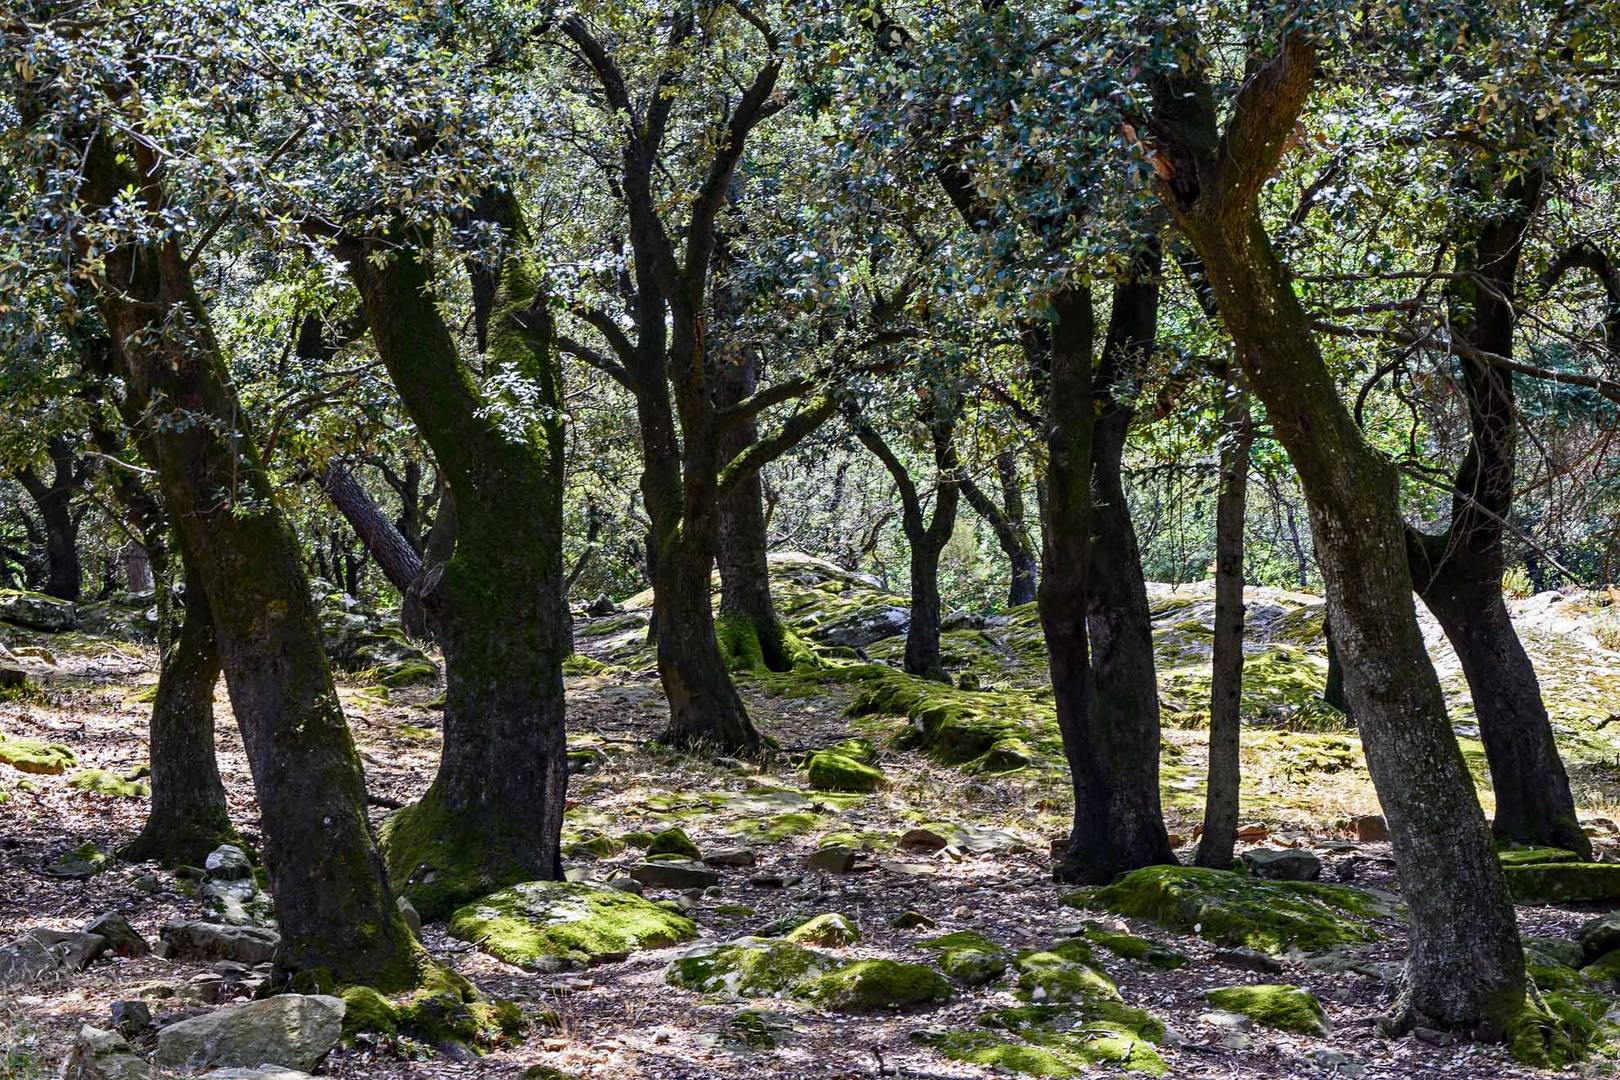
[[75, 145, 418, 987], [851, 403, 961, 684], [1197, 381, 1251, 869], [1148, 33, 1523, 1031], [15, 435, 86, 601], [1406, 161, 1586, 856], [960, 450, 1039, 609], [320, 465, 425, 599], [348, 224, 569, 921]]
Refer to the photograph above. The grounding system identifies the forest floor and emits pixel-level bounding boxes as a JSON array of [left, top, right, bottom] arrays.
[[7, 554, 1620, 1079]]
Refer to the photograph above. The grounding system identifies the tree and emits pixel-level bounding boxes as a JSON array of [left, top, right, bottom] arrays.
[[13, 433, 87, 600]]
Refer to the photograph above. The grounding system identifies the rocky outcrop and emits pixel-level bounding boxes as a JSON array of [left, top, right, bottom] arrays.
[[152, 994, 344, 1072]]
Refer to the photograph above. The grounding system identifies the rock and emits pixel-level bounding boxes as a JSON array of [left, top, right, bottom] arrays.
[[630, 859, 722, 890], [45, 842, 112, 879], [807, 604, 910, 649], [198, 877, 274, 927], [154, 994, 345, 1072], [646, 827, 702, 860], [203, 1070, 314, 1080], [1504, 862, 1620, 903], [797, 959, 952, 1012], [564, 833, 625, 860], [160, 921, 281, 966], [898, 828, 949, 852], [110, 1000, 151, 1037], [1241, 848, 1323, 882], [205, 844, 254, 882], [0, 733, 74, 774], [0, 589, 76, 631], [889, 910, 938, 930], [86, 913, 150, 958], [703, 847, 757, 868], [62, 1025, 150, 1080], [0, 665, 30, 689], [1213, 947, 1285, 974], [1204, 984, 1330, 1036], [1579, 912, 1620, 961], [0, 930, 102, 989], [920, 931, 1009, 985], [585, 594, 619, 617], [447, 880, 696, 969], [668, 938, 836, 998], [783, 913, 861, 948], [1307, 1049, 1367, 1077], [806, 750, 885, 793], [604, 876, 644, 895], [1200, 1009, 1252, 1032], [1351, 814, 1389, 842], [806, 845, 860, 873], [397, 895, 422, 938]]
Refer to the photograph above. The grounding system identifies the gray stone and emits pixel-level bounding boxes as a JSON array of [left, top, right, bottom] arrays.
[[397, 895, 422, 937], [805, 845, 859, 873], [1241, 847, 1322, 882], [0, 589, 76, 632], [110, 1000, 151, 1037], [160, 921, 280, 966], [153, 994, 345, 1072], [34, 929, 108, 970], [86, 913, 150, 958], [203, 1070, 313, 1080], [62, 1026, 150, 1080], [205, 844, 254, 882], [1199, 1009, 1252, 1032], [808, 605, 910, 648], [0, 934, 65, 989], [703, 848, 758, 868], [1580, 911, 1620, 961], [1307, 1049, 1367, 1078], [585, 593, 619, 617], [605, 876, 644, 895], [630, 859, 722, 890], [45, 843, 112, 879]]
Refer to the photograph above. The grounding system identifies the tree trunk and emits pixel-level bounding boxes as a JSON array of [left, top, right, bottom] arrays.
[[15, 436, 85, 601], [1406, 162, 1586, 855], [350, 235, 570, 920], [1150, 34, 1523, 1030], [905, 535, 947, 682], [81, 135, 419, 990], [960, 450, 1038, 610], [1322, 612, 1350, 715], [714, 352, 792, 673], [320, 465, 425, 597], [1197, 382, 1251, 869]]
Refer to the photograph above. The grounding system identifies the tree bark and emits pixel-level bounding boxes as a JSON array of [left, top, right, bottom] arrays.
[[77, 133, 419, 989], [15, 435, 85, 601], [1406, 161, 1586, 856], [1322, 612, 1350, 715], [319, 465, 425, 597], [960, 450, 1039, 609], [348, 229, 569, 921], [1148, 33, 1523, 1031], [1197, 381, 1251, 869]]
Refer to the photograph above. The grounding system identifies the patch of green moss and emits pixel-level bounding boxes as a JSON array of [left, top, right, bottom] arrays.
[[666, 938, 834, 997], [917, 1000, 1168, 1076], [1504, 862, 1620, 904], [920, 931, 1009, 985], [67, 768, 148, 798], [564, 834, 625, 860], [1498, 847, 1582, 868], [728, 811, 825, 843], [1081, 865, 1392, 955], [1014, 945, 1119, 1005], [806, 750, 886, 792], [380, 791, 551, 921], [1205, 984, 1329, 1035], [561, 654, 608, 676], [647, 827, 701, 859], [1508, 989, 1603, 1068], [795, 959, 951, 1012], [849, 671, 1061, 772], [1082, 930, 1188, 970], [448, 880, 696, 970], [378, 660, 438, 688], [395, 723, 437, 741], [0, 733, 75, 775], [783, 913, 860, 947]]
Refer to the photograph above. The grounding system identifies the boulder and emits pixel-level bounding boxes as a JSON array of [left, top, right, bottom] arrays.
[[0, 734, 75, 775], [62, 1026, 150, 1080], [920, 931, 1009, 985], [0, 589, 76, 632], [805, 845, 860, 873], [585, 594, 619, 617], [85, 913, 149, 958], [646, 828, 702, 860], [807, 605, 910, 648], [702, 847, 758, 868], [110, 1000, 151, 1037], [205, 844, 254, 882], [0, 930, 107, 989], [447, 880, 696, 970], [153, 994, 345, 1073], [45, 842, 112, 879], [159, 921, 281, 966], [1204, 984, 1330, 1036], [806, 751, 885, 793], [1579, 912, 1620, 961], [783, 913, 861, 948], [796, 959, 951, 1012], [629, 859, 722, 890], [1351, 814, 1389, 842], [1504, 862, 1620, 904], [1241, 848, 1323, 882]]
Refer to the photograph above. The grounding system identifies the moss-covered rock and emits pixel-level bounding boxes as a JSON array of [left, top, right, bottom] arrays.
[[340, 968, 527, 1049], [666, 938, 835, 998], [1204, 984, 1329, 1035], [1504, 862, 1620, 904], [448, 881, 696, 970], [564, 834, 626, 860], [67, 768, 149, 798], [806, 750, 885, 793], [783, 913, 860, 948], [849, 672, 1060, 772], [920, 931, 1010, 985], [917, 1000, 1168, 1076], [561, 653, 608, 676], [1082, 929, 1189, 970], [646, 827, 702, 860], [795, 959, 951, 1012], [1498, 847, 1582, 868], [0, 733, 75, 775], [1081, 865, 1392, 954], [1014, 942, 1120, 1005]]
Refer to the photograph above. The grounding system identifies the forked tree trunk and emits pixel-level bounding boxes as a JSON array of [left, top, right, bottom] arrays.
[[351, 235, 570, 920], [1197, 382, 1251, 869], [960, 450, 1039, 610], [15, 436, 86, 601], [1150, 33, 1523, 1031]]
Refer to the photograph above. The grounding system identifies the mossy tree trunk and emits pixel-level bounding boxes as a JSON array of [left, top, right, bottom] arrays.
[[1197, 380, 1252, 870], [1147, 33, 1523, 1031], [348, 223, 569, 921], [1407, 161, 1586, 856], [76, 133, 419, 989], [84, 371, 234, 868], [851, 402, 961, 684]]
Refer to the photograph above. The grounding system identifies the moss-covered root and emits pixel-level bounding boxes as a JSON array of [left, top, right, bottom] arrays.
[[380, 791, 552, 921], [341, 965, 529, 1050], [1506, 989, 1602, 1069], [1205, 985, 1329, 1036]]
